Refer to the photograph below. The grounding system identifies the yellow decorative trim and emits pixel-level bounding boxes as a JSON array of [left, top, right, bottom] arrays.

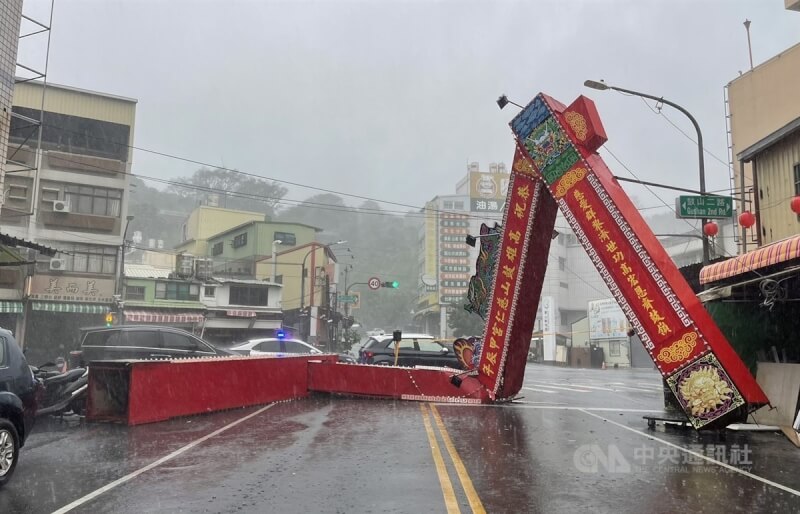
[[657, 332, 697, 364], [513, 156, 536, 176], [554, 167, 587, 198], [565, 111, 588, 141]]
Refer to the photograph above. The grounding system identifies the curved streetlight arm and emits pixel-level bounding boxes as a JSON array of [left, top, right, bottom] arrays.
[[584, 80, 709, 267], [605, 84, 705, 195]]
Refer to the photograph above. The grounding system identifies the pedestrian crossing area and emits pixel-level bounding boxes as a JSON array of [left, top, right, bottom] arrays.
[[522, 379, 664, 395]]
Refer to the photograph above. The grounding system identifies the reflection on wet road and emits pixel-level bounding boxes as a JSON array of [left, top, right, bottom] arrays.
[[2, 364, 799, 513]]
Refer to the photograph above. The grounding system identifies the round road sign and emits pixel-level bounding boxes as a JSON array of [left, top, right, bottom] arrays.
[[368, 277, 381, 290]]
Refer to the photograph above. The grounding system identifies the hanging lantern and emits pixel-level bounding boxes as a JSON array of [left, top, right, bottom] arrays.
[[791, 196, 800, 215], [738, 211, 756, 229], [703, 222, 719, 237]]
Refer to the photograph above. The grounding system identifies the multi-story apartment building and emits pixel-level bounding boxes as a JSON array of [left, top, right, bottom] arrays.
[[3, 81, 136, 363], [175, 204, 265, 256], [415, 161, 614, 350], [727, 40, 800, 250]]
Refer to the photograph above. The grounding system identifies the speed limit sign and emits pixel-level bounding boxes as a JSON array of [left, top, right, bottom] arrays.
[[368, 277, 381, 290]]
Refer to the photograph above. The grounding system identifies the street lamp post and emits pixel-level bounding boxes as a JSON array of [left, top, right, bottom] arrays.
[[117, 215, 134, 323], [584, 80, 710, 267], [300, 240, 347, 310], [271, 239, 282, 282]]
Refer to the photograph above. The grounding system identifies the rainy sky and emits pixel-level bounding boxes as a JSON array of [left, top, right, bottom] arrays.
[[15, 0, 800, 212]]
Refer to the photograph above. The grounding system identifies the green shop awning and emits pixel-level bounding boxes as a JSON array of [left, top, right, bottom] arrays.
[[31, 302, 110, 314], [0, 301, 23, 314]]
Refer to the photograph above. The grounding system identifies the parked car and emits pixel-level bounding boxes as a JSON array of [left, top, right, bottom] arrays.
[[75, 326, 235, 366], [0, 327, 39, 487], [357, 333, 463, 369], [229, 338, 356, 363]]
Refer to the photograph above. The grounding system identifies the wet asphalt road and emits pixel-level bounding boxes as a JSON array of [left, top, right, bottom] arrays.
[[2, 364, 800, 513]]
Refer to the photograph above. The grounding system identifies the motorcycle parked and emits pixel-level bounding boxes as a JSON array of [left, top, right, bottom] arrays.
[[31, 363, 89, 417]]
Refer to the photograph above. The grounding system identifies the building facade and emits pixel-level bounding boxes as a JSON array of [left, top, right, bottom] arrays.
[[728, 39, 800, 249], [3, 81, 136, 363], [175, 205, 265, 256], [0, 0, 24, 215]]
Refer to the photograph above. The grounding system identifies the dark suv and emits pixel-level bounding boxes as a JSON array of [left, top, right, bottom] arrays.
[[0, 327, 39, 487], [357, 333, 462, 369], [76, 326, 234, 365]]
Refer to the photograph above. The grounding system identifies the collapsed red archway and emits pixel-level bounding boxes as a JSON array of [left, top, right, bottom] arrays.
[[477, 92, 769, 429]]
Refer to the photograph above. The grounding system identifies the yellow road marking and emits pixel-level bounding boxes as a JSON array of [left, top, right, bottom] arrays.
[[430, 404, 487, 514], [420, 404, 461, 514]]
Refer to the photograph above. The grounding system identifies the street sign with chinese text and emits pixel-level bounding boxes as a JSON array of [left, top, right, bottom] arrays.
[[338, 295, 358, 304], [676, 195, 733, 219]]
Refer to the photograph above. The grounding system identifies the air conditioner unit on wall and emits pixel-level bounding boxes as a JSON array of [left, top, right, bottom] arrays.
[[49, 258, 66, 271], [53, 200, 70, 213]]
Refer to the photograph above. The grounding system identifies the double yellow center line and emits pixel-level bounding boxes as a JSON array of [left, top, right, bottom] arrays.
[[420, 404, 486, 514]]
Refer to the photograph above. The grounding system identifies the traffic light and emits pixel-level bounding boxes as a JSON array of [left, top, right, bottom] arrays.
[[382, 281, 399, 289], [105, 312, 114, 327]]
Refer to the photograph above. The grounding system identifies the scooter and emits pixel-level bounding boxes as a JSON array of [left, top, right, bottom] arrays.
[[31, 363, 89, 417]]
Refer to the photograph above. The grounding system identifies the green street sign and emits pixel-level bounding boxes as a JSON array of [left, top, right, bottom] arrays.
[[338, 295, 358, 304], [676, 195, 733, 219]]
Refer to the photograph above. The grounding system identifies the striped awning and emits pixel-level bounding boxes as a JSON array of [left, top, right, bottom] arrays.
[[124, 310, 204, 324], [226, 309, 257, 318], [31, 302, 110, 314], [700, 234, 800, 285], [0, 301, 23, 314]]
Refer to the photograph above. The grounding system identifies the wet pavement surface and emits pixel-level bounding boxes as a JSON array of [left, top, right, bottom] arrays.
[[2, 364, 799, 513]]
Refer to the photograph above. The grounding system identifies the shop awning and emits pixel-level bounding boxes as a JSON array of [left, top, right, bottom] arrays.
[[31, 302, 109, 314], [226, 309, 257, 318], [0, 301, 23, 313], [699, 234, 800, 285], [124, 310, 204, 323], [0, 233, 59, 257]]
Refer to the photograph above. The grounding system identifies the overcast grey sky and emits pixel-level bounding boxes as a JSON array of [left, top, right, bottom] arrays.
[[16, 0, 800, 214]]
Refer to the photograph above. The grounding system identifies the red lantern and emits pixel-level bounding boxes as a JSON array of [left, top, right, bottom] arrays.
[[791, 196, 800, 215], [738, 211, 756, 229], [703, 222, 719, 237]]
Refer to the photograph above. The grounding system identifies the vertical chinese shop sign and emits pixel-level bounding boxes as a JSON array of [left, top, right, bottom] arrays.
[[488, 92, 769, 428], [476, 147, 558, 399]]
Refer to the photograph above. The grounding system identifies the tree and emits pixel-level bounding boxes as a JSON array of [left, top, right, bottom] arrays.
[[447, 298, 486, 338], [169, 167, 288, 216]]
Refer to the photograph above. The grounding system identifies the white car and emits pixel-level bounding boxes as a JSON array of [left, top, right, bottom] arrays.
[[229, 338, 323, 357]]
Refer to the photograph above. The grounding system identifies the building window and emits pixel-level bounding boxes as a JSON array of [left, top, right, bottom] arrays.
[[274, 232, 296, 246], [54, 245, 117, 275], [443, 201, 454, 209], [232, 233, 248, 248], [204, 286, 216, 298], [558, 257, 565, 271], [559, 281, 569, 289], [212, 242, 223, 256], [454, 201, 465, 210], [609, 341, 621, 357], [155, 281, 200, 301], [64, 185, 122, 217], [229, 285, 268, 306], [125, 286, 145, 301]]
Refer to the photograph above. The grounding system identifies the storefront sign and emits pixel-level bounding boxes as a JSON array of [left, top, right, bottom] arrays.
[[26, 275, 115, 303], [588, 298, 628, 340], [470, 172, 510, 212]]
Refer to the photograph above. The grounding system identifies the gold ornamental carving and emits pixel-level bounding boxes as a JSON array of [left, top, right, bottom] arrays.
[[565, 111, 588, 141], [657, 332, 698, 364], [554, 167, 587, 198], [513, 156, 536, 176]]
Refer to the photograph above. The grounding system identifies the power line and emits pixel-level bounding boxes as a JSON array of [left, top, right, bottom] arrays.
[[32, 121, 499, 220], [636, 96, 731, 169]]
